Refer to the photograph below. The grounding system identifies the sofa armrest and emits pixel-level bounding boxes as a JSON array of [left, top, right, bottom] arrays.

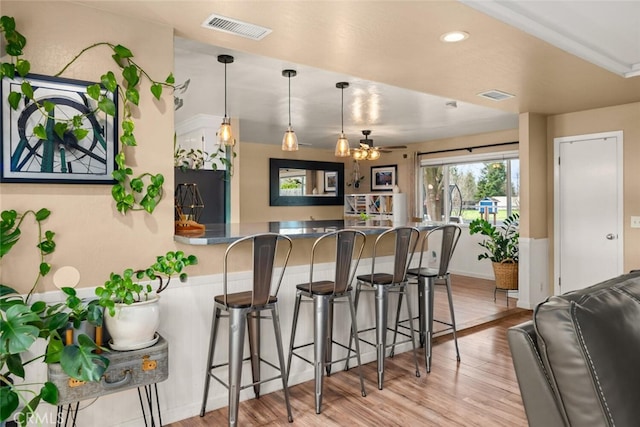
[[507, 321, 566, 427]]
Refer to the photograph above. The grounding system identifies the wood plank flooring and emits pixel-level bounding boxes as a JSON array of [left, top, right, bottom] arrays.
[[169, 275, 531, 426]]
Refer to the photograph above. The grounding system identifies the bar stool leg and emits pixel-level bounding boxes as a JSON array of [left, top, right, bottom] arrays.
[[402, 284, 421, 378], [325, 301, 334, 376], [389, 288, 405, 357], [344, 282, 362, 371], [425, 277, 435, 373], [228, 308, 247, 427], [271, 305, 294, 423], [374, 285, 389, 390], [444, 275, 461, 362], [201, 306, 221, 417], [286, 292, 302, 382], [417, 277, 427, 348], [313, 295, 330, 414], [347, 293, 367, 398], [248, 312, 261, 398]]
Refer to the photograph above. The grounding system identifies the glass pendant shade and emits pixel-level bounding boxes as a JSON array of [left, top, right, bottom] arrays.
[[282, 69, 299, 151], [282, 126, 298, 151], [335, 82, 350, 157], [335, 132, 350, 157], [218, 117, 234, 146], [217, 54, 235, 147]]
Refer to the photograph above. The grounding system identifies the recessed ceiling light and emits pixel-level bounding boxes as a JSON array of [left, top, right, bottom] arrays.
[[440, 31, 469, 43]]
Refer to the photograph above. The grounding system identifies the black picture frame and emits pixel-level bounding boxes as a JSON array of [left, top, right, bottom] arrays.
[[1, 73, 117, 184], [371, 164, 397, 191], [269, 158, 344, 206]]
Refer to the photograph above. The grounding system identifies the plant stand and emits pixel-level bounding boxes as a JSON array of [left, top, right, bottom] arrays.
[[48, 335, 168, 426], [492, 261, 518, 307]]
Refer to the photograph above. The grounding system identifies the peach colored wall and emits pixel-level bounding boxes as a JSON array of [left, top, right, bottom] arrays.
[[547, 101, 640, 272], [239, 142, 346, 222], [519, 113, 548, 239], [0, 2, 182, 293]]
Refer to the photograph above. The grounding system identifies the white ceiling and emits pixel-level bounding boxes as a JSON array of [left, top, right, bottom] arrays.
[[174, 38, 519, 149], [462, 0, 640, 78], [79, 0, 640, 153]]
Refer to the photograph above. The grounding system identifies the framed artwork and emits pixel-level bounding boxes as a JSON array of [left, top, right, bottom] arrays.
[[371, 164, 397, 191], [1, 74, 117, 183], [324, 171, 337, 192]]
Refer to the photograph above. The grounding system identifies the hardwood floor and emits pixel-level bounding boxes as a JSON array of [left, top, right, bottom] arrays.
[[169, 275, 531, 426]]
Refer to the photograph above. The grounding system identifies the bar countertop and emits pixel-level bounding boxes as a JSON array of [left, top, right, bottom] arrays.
[[174, 219, 442, 245]]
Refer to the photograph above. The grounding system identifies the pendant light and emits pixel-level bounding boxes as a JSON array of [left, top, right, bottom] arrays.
[[217, 54, 235, 146], [334, 82, 350, 157], [281, 69, 298, 151]]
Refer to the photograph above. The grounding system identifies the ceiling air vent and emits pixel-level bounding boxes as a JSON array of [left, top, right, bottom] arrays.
[[201, 14, 272, 41], [477, 89, 515, 101]]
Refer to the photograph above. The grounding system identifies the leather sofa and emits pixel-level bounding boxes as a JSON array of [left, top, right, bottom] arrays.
[[507, 271, 640, 427]]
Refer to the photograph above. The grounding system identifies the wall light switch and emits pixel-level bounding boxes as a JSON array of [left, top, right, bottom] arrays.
[[631, 216, 640, 229]]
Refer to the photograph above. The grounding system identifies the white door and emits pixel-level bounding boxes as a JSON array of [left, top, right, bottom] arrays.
[[554, 131, 623, 294]]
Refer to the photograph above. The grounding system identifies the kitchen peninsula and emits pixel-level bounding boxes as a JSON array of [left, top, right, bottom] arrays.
[[174, 219, 440, 245]]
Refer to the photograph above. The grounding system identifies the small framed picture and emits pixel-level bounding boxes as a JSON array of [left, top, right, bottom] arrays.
[[371, 165, 396, 191], [1, 73, 117, 184], [324, 171, 337, 192]]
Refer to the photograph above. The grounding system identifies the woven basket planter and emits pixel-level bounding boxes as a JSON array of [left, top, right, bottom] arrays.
[[492, 260, 518, 290]]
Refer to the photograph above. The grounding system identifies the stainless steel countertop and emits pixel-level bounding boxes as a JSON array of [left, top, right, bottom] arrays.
[[174, 219, 442, 245]]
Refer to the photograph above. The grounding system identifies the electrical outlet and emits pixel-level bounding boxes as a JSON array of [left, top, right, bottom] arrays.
[[631, 216, 640, 229]]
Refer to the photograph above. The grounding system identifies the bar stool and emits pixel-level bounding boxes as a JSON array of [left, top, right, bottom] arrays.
[[200, 233, 293, 426], [348, 226, 421, 390], [287, 229, 367, 414], [398, 224, 462, 373]]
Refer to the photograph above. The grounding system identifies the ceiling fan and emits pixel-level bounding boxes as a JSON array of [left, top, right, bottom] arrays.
[[353, 130, 407, 160]]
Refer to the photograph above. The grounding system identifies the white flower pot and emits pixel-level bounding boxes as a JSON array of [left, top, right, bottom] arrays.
[[104, 295, 160, 351]]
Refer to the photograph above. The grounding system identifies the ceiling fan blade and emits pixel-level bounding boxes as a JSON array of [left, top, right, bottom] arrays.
[[377, 145, 408, 150]]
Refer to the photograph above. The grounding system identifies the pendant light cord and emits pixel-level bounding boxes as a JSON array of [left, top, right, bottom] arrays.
[[224, 62, 228, 118], [341, 86, 344, 133], [288, 75, 292, 127]]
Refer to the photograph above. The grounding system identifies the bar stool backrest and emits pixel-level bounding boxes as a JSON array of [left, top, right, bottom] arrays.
[[308, 229, 366, 294], [419, 224, 461, 277], [222, 233, 293, 307], [371, 226, 420, 282]]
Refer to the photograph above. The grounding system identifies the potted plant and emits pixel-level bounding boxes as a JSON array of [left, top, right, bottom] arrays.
[[0, 209, 108, 426], [469, 212, 519, 290], [95, 251, 198, 351]]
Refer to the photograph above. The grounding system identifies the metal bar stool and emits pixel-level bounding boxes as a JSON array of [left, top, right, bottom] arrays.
[[347, 226, 421, 390], [200, 233, 294, 426], [397, 224, 462, 373], [287, 229, 367, 414]]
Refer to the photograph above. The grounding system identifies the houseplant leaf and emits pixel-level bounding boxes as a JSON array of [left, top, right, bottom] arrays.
[[60, 334, 109, 382], [0, 304, 40, 354]]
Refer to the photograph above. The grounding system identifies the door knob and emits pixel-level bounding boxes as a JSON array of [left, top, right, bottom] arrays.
[[606, 233, 616, 240]]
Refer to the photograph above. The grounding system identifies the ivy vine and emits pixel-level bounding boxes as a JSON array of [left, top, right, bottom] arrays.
[[0, 15, 174, 214]]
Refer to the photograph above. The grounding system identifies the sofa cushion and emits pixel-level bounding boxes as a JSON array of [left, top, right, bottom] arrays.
[[534, 272, 640, 427]]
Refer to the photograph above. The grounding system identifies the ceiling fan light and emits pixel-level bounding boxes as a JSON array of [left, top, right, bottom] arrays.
[[352, 149, 365, 161], [368, 149, 381, 160], [218, 117, 234, 146], [335, 133, 350, 157], [282, 126, 298, 151]]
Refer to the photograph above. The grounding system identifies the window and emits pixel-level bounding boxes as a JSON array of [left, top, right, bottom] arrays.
[[419, 151, 519, 224]]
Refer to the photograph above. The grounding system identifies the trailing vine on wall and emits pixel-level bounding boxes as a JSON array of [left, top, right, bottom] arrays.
[[0, 15, 174, 214]]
